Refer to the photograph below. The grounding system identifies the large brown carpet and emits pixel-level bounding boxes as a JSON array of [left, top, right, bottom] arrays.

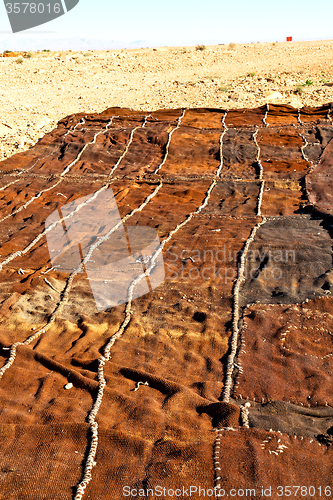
[[0, 104, 333, 499]]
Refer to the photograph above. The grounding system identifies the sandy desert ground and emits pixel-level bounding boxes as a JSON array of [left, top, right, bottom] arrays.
[[0, 39, 333, 162]]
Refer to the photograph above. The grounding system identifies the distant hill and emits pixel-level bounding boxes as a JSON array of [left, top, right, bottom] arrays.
[[0, 35, 230, 52], [0, 37, 156, 52]]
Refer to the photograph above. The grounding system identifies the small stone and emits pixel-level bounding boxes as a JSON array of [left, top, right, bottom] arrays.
[[35, 117, 51, 129], [288, 99, 303, 108], [64, 383, 73, 390], [265, 91, 283, 100]]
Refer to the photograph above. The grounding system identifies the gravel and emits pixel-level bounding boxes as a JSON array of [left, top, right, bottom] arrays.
[[1, 39, 333, 162]]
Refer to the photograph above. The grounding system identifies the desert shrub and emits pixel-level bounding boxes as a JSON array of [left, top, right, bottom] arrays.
[[195, 45, 206, 51], [16, 57, 23, 64], [247, 71, 256, 77], [228, 42, 236, 50], [296, 79, 313, 93]]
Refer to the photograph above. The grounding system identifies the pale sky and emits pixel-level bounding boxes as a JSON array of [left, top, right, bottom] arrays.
[[0, 0, 333, 47]]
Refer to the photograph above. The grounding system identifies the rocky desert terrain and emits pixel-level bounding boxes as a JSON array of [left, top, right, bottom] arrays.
[[0, 39, 333, 161]]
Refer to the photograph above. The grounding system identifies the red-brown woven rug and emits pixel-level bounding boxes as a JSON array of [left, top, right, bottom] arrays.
[[0, 104, 333, 499]]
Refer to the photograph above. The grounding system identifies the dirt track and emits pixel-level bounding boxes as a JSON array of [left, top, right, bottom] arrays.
[[1, 38, 333, 162]]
